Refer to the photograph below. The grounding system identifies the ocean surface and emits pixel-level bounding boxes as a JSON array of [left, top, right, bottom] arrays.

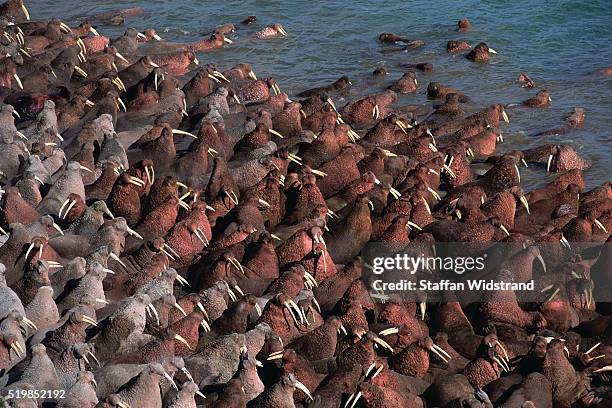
[[30, 0, 612, 189]]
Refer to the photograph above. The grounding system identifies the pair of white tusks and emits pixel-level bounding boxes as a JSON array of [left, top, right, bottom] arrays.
[[81, 314, 98, 326], [142, 164, 154, 184], [73, 65, 87, 78], [430, 343, 452, 363], [146, 303, 160, 325], [175, 274, 190, 286], [304, 271, 318, 288], [228, 256, 244, 274], [395, 119, 412, 133], [270, 83, 281, 95], [112, 77, 126, 91], [58, 198, 76, 219], [283, 299, 305, 325], [24, 241, 43, 260], [223, 189, 239, 205], [372, 104, 380, 119], [519, 195, 530, 214], [310, 169, 327, 178], [194, 227, 209, 246], [364, 362, 385, 379], [372, 336, 394, 352]]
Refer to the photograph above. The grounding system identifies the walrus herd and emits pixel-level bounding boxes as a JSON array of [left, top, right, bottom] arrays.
[[0, 1, 610, 407]]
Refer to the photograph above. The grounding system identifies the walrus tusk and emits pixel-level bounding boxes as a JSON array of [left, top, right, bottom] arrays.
[[175, 274, 190, 287], [109, 252, 127, 269], [196, 228, 209, 245], [163, 371, 179, 390], [560, 234, 571, 249], [181, 367, 194, 382], [223, 36, 233, 44], [514, 164, 521, 183], [198, 318, 210, 333], [73, 66, 88, 78], [52, 222, 64, 235], [10, 341, 24, 358], [407, 221, 422, 231], [58, 22, 71, 33], [21, 3, 30, 20], [327, 97, 337, 111], [213, 70, 230, 82], [171, 129, 198, 140], [126, 227, 143, 240], [421, 197, 431, 214], [267, 352, 283, 361], [194, 229, 207, 245], [344, 391, 361, 408], [389, 187, 401, 199], [173, 302, 188, 317], [373, 336, 394, 352], [174, 334, 192, 349], [585, 342, 601, 355], [520, 195, 530, 214], [58, 198, 71, 218], [420, 301, 427, 319], [117, 400, 131, 408], [128, 176, 145, 187], [81, 315, 98, 326], [502, 109, 509, 123], [430, 344, 450, 363], [427, 187, 441, 201], [13, 73, 23, 89], [594, 219, 608, 233], [294, 380, 313, 401], [147, 303, 160, 325], [488, 47, 498, 54], [159, 246, 176, 261], [304, 271, 318, 287], [117, 96, 127, 112], [114, 52, 129, 63], [268, 128, 284, 138], [378, 327, 399, 336], [547, 154, 553, 172]]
